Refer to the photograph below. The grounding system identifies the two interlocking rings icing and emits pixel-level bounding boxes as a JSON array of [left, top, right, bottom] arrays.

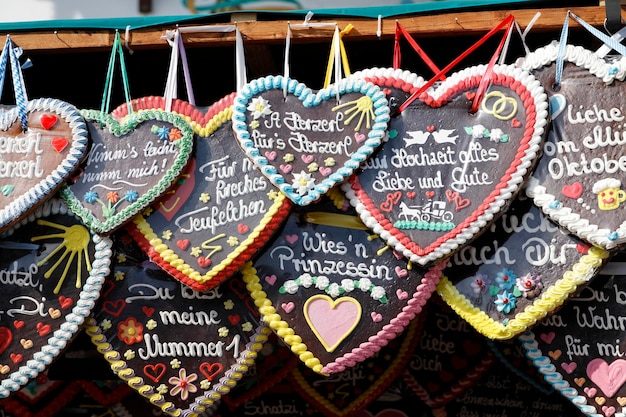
[[480, 91, 517, 121]]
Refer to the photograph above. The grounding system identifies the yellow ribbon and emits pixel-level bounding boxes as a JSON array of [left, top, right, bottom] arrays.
[[323, 24, 354, 88]]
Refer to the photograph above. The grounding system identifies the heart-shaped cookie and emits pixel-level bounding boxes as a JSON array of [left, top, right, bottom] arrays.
[[289, 318, 421, 417], [520, 43, 626, 250], [243, 196, 443, 375], [0, 199, 112, 398], [0, 98, 89, 233], [436, 193, 610, 339], [344, 65, 548, 266], [232, 76, 390, 206], [221, 332, 298, 409], [87, 236, 270, 416], [402, 295, 495, 408], [126, 94, 291, 291], [520, 262, 626, 417], [60, 109, 194, 235]]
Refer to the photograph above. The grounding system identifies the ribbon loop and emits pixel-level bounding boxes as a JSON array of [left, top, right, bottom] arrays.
[[100, 31, 133, 126], [393, 21, 442, 78], [0, 36, 29, 131]]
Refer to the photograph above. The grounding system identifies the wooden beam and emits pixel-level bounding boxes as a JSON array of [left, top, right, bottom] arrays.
[[1, 6, 611, 53]]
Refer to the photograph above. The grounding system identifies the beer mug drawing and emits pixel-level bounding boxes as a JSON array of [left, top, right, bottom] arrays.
[[592, 178, 626, 211]]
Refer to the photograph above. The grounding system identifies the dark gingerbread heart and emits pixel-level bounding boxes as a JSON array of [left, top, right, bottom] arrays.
[[60, 109, 194, 235], [127, 94, 291, 291], [232, 76, 390, 206], [0, 199, 111, 398], [344, 66, 548, 266], [521, 43, 626, 250], [402, 295, 494, 408], [0, 99, 89, 233], [436, 193, 610, 339], [244, 196, 442, 375], [289, 318, 422, 417], [520, 262, 626, 417], [87, 235, 269, 416]]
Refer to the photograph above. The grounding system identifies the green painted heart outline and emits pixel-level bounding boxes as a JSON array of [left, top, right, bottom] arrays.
[[60, 109, 194, 234]]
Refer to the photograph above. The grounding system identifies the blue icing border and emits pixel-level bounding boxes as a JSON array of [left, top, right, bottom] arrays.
[[232, 75, 390, 206]]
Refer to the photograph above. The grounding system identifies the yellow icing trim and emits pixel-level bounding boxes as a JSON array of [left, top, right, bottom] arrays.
[[303, 212, 369, 230], [303, 294, 362, 353], [86, 313, 271, 415], [290, 319, 419, 417], [241, 262, 326, 375], [133, 104, 289, 286], [136, 191, 287, 285], [326, 187, 348, 210], [436, 245, 610, 340]]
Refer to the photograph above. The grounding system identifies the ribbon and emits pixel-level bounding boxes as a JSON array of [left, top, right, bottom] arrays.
[[100, 31, 133, 127]]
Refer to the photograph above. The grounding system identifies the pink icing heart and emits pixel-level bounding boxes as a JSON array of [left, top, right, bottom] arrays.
[[396, 289, 409, 300], [281, 302, 295, 313], [355, 132, 366, 143], [584, 387, 597, 397], [603, 406, 616, 417], [394, 266, 408, 278], [319, 167, 332, 176], [561, 362, 577, 374], [285, 234, 298, 244], [264, 275, 277, 285], [280, 164, 293, 174], [371, 312, 383, 322], [587, 358, 626, 398], [540, 332, 555, 344], [265, 151, 277, 161], [301, 154, 314, 164]]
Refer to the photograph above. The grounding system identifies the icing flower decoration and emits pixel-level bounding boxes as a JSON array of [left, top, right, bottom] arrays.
[[168, 369, 198, 401], [328, 282, 341, 298], [190, 247, 201, 257], [114, 271, 125, 281], [100, 319, 112, 331], [157, 384, 168, 395], [248, 96, 272, 119], [227, 236, 239, 246], [200, 380, 211, 390], [162, 230, 172, 240], [494, 291, 517, 314], [292, 170, 315, 196], [242, 322, 253, 332], [495, 269, 516, 290], [170, 358, 181, 369], [470, 273, 489, 294], [117, 317, 144, 345], [464, 124, 487, 139], [84, 189, 141, 219], [516, 273, 543, 299], [489, 128, 509, 143], [283, 153, 295, 163], [218, 327, 229, 337], [324, 157, 336, 167], [199, 193, 210, 203], [116, 253, 127, 263], [224, 299, 234, 310], [153, 125, 170, 140], [249, 120, 259, 130], [168, 128, 182, 141], [146, 319, 157, 330], [124, 350, 135, 360], [307, 162, 319, 172]]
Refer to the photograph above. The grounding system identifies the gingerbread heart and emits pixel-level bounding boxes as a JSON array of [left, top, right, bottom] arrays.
[[87, 237, 269, 416], [402, 295, 495, 408], [126, 94, 291, 291], [232, 76, 390, 206], [60, 109, 194, 234], [442, 349, 581, 417], [436, 193, 610, 339], [344, 66, 548, 266], [243, 196, 442, 375], [520, 43, 626, 250], [0, 98, 89, 233], [520, 262, 626, 417], [0, 199, 112, 398], [221, 332, 298, 409], [289, 318, 421, 417]]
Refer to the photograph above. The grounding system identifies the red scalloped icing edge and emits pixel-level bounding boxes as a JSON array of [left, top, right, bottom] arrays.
[[110, 94, 238, 127], [350, 72, 537, 259], [288, 316, 424, 417], [0, 381, 82, 417]]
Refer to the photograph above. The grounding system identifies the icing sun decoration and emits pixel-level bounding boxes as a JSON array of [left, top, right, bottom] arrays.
[[232, 76, 389, 206], [31, 219, 92, 294]]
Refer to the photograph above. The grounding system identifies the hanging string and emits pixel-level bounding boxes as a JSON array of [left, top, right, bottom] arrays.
[[100, 31, 133, 127], [235, 26, 247, 93], [397, 14, 515, 114], [0, 36, 29, 131], [283, 23, 292, 99], [323, 24, 353, 89], [393, 21, 442, 78]]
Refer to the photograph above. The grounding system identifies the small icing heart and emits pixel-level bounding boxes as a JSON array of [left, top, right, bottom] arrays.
[[575, 377, 586, 386], [319, 167, 332, 176], [199, 362, 224, 381], [51, 137, 69, 153], [617, 397, 626, 406], [58, 296, 73, 309], [142, 306, 155, 317], [540, 332, 555, 344], [427, 125, 436, 132], [228, 314, 241, 325], [511, 118, 522, 128], [12, 320, 24, 329], [370, 312, 383, 322], [264, 275, 277, 285], [37, 322, 52, 337], [197, 256, 211, 268], [10, 353, 22, 364], [596, 397, 607, 406], [143, 363, 166, 383], [602, 405, 616, 417], [281, 302, 295, 313], [425, 191, 435, 198], [301, 154, 314, 164], [20, 338, 33, 349], [48, 308, 61, 319], [237, 223, 249, 234], [285, 234, 298, 244], [548, 350, 561, 360], [176, 239, 190, 250], [355, 132, 366, 143], [396, 289, 409, 300], [584, 387, 597, 397], [0, 365, 9, 374], [549, 94, 566, 119], [279, 164, 293, 174], [562, 182, 583, 199], [40, 114, 58, 130], [394, 266, 408, 278], [264, 151, 277, 161], [561, 362, 577, 374], [406, 191, 416, 199]]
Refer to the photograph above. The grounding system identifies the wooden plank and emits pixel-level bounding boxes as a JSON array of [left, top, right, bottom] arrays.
[[0, 6, 612, 52]]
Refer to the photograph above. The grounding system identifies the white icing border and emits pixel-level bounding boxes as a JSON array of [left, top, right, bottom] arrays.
[[344, 65, 548, 266], [0, 98, 89, 231], [0, 198, 112, 398], [232, 76, 390, 206], [520, 43, 626, 250]]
